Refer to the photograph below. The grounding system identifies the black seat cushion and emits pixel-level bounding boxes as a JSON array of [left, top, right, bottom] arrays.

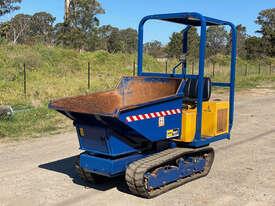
[[184, 78, 211, 102]]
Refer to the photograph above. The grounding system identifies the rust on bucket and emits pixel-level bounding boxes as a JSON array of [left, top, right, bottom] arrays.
[[50, 90, 123, 115], [49, 77, 182, 115]]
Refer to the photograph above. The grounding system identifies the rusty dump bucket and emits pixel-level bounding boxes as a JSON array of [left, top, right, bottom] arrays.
[[49, 76, 184, 143], [49, 76, 182, 117]]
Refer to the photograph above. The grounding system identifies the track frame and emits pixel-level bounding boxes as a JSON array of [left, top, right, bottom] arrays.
[[125, 147, 214, 198]]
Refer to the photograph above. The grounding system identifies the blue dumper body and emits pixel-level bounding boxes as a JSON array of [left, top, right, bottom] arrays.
[[49, 12, 237, 183], [50, 76, 185, 176]]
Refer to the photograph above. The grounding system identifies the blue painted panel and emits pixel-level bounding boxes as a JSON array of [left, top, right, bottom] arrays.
[[146, 157, 206, 189], [107, 133, 137, 156], [76, 124, 137, 156], [80, 153, 145, 177], [119, 98, 183, 142], [77, 125, 108, 154]]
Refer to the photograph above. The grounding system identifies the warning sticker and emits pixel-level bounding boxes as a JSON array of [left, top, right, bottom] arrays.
[[166, 128, 180, 139], [158, 117, 165, 127]]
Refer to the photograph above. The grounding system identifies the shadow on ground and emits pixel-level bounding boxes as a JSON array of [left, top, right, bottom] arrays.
[[38, 156, 131, 194], [38, 129, 275, 196]]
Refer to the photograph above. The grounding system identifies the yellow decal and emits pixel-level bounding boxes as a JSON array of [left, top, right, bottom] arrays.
[[79, 128, 85, 137], [166, 128, 179, 138]]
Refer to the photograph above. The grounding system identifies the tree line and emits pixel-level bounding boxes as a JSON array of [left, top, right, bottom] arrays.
[[0, 0, 137, 53], [0, 0, 274, 60]]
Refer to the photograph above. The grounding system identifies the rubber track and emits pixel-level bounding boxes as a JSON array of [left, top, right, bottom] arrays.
[[125, 147, 215, 198]]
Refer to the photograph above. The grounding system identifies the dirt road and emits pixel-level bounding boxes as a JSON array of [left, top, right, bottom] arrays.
[[0, 89, 275, 206]]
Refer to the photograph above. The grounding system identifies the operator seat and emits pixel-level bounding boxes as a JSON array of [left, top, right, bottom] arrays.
[[183, 77, 211, 103]]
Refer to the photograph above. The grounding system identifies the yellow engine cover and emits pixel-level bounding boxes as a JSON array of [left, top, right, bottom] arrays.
[[180, 108, 197, 142], [179, 101, 229, 143]]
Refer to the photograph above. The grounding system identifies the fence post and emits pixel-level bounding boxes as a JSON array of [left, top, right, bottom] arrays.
[[270, 63, 272, 75], [165, 60, 168, 74], [88, 62, 91, 89], [23, 63, 26, 98], [133, 60, 136, 76], [245, 64, 248, 76], [212, 62, 215, 77], [258, 62, 261, 75]]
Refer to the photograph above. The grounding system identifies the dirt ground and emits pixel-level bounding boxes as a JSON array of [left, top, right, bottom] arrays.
[[0, 89, 275, 206]]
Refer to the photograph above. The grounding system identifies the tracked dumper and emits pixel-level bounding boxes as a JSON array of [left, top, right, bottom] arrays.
[[49, 12, 237, 198]]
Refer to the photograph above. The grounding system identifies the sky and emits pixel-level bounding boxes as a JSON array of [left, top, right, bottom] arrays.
[[2, 0, 275, 43]]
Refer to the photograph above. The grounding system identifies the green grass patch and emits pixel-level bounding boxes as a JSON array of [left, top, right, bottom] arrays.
[[0, 107, 71, 140]]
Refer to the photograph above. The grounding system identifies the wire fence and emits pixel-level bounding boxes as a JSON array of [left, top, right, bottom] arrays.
[[21, 60, 275, 96], [1, 58, 274, 106]]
